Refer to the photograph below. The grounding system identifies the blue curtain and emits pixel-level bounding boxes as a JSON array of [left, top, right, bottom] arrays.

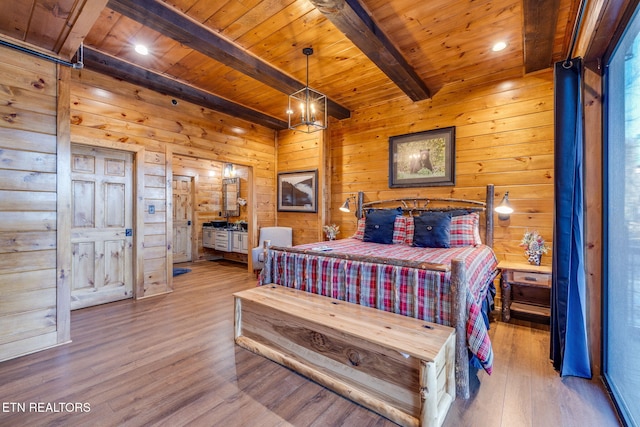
[[551, 58, 591, 378]]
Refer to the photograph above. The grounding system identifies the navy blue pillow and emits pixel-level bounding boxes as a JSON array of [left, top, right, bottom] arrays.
[[363, 208, 401, 244], [366, 207, 403, 216], [413, 212, 452, 248]]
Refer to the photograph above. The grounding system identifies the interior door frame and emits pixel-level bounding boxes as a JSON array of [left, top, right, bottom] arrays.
[[166, 145, 255, 287], [66, 139, 145, 300]]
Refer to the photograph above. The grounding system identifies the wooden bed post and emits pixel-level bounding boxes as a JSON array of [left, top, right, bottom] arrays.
[[356, 191, 364, 219], [451, 258, 470, 399], [485, 184, 494, 248]]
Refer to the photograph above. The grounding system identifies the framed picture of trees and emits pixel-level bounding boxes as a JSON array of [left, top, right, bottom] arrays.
[[277, 169, 318, 212]]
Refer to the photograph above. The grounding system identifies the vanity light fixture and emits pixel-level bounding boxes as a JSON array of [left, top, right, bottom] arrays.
[[223, 163, 235, 178]]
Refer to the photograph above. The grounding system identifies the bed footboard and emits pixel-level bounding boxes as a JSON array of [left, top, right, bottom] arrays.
[[261, 247, 473, 399], [451, 259, 470, 399]]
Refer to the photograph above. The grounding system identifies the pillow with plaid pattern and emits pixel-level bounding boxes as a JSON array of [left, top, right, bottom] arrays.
[[405, 216, 415, 245], [450, 212, 481, 247], [353, 218, 366, 239], [392, 216, 407, 244]]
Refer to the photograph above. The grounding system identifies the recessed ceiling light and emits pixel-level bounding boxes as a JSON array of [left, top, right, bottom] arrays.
[[135, 44, 149, 55], [492, 41, 507, 52]]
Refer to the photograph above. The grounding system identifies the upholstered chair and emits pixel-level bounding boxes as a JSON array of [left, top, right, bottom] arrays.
[[251, 227, 293, 275]]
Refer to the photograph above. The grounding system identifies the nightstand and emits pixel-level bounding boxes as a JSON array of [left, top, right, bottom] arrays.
[[498, 261, 552, 323]]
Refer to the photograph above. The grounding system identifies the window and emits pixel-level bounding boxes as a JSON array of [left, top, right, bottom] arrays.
[[605, 5, 640, 426]]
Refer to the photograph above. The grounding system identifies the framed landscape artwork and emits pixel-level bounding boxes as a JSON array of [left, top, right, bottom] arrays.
[[388, 126, 456, 187], [277, 169, 318, 212]]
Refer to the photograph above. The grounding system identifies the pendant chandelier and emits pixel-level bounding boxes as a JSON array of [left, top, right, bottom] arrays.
[[287, 47, 327, 133]]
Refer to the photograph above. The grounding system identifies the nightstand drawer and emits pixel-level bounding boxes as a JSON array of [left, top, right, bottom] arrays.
[[512, 283, 551, 306], [511, 271, 551, 287]]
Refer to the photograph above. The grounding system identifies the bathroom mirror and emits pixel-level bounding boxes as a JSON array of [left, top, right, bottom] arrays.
[[223, 177, 240, 217]]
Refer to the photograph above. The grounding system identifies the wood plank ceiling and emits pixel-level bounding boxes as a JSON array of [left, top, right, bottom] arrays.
[[0, 0, 580, 130]]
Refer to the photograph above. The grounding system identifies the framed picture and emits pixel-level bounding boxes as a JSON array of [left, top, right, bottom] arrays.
[[389, 126, 456, 187], [277, 169, 318, 212]]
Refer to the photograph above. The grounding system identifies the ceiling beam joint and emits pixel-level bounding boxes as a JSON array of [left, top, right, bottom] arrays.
[[310, 0, 431, 101]]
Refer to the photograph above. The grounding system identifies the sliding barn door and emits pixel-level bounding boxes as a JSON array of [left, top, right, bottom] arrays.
[[172, 175, 193, 263], [70, 144, 134, 310]]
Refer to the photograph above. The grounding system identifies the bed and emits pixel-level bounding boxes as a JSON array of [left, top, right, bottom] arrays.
[[258, 184, 499, 398]]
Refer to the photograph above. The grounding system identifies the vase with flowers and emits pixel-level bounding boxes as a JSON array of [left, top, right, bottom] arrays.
[[322, 224, 340, 241], [520, 230, 549, 266]]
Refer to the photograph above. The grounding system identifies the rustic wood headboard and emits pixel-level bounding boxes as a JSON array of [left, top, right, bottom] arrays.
[[355, 184, 495, 247]]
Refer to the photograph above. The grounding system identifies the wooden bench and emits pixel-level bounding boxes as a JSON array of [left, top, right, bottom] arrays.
[[234, 284, 456, 427]]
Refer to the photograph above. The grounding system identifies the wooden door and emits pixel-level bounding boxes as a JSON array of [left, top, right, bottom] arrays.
[[172, 175, 193, 263], [70, 145, 134, 310]]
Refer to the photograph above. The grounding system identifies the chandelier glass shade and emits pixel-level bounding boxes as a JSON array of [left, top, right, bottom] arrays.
[[287, 48, 327, 133]]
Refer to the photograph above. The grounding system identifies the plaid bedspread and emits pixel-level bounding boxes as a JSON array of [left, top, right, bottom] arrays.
[[259, 238, 498, 374]]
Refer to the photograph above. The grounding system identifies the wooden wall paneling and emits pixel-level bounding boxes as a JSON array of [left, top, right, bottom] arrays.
[[247, 166, 256, 271], [190, 174, 199, 263], [165, 148, 174, 290], [71, 68, 276, 294], [56, 64, 71, 345], [321, 127, 330, 243], [583, 67, 603, 374], [275, 130, 323, 245], [329, 71, 555, 266], [0, 45, 61, 362], [137, 147, 169, 297]]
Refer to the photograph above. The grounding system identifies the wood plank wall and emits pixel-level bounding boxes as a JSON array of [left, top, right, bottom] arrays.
[[276, 130, 325, 245], [69, 69, 276, 296], [0, 46, 63, 361], [328, 70, 555, 266]]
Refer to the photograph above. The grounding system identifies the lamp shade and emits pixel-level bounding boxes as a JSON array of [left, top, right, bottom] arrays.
[[339, 198, 351, 212], [495, 191, 514, 220]]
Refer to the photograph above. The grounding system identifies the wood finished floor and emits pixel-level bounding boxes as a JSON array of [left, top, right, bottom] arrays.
[[0, 261, 621, 427]]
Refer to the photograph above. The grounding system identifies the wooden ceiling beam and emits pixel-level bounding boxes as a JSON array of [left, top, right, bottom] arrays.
[[56, 0, 110, 59], [523, 0, 561, 73], [309, 0, 430, 101], [107, 0, 350, 120], [82, 46, 288, 130]]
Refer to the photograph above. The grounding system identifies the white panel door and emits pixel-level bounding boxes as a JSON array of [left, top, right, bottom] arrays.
[[70, 145, 133, 310]]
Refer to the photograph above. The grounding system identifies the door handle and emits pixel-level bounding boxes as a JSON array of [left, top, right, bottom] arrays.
[[187, 220, 192, 226]]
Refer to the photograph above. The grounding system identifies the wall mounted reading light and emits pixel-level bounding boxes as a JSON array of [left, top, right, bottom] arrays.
[[495, 191, 514, 220], [340, 193, 364, 218], [339, 196, 354, 212]]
